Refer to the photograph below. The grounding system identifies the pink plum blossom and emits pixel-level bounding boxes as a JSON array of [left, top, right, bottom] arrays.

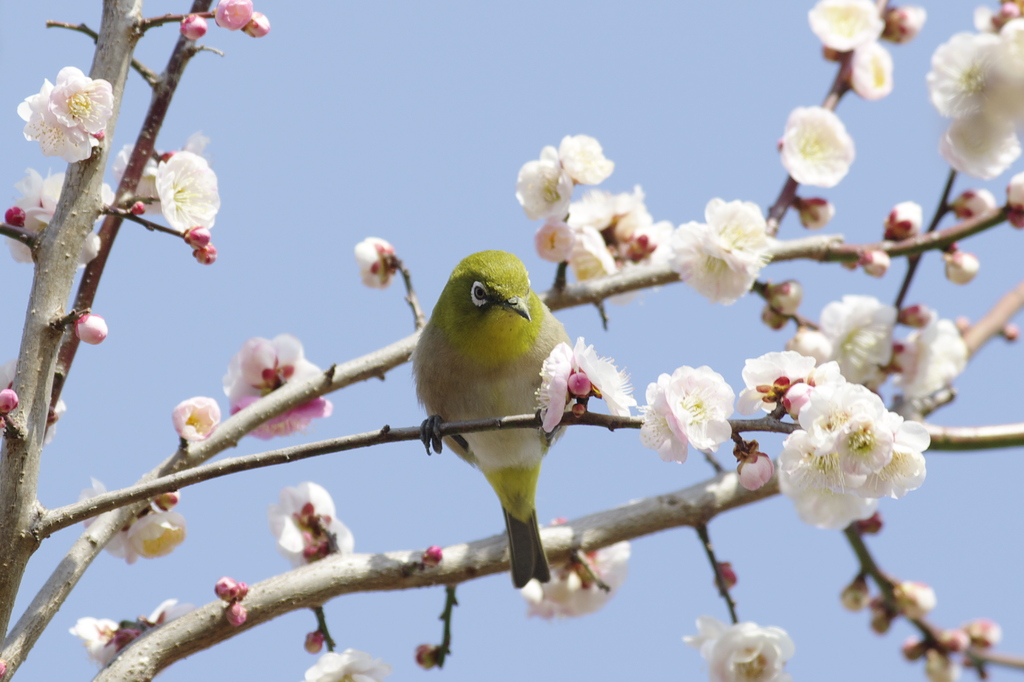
[[537, 338, 636, 433], [180, 14, 208, 39], [640, 365, 735, 462], [884, 201, 922, 240], [127, 511, 187, 559], [172, 396, 221, 441], [18, 78, 96, 162], [215, 0, 253, 30], [354, 237, 397, 288], [0, 388, 18, 414], [534, 218, 575, 262], [267, 482, 354, 568], [243, 12, 271, 38], [738, 453, 775, 491], [48, 66, 114, 136], [75, 314, 108, 345]]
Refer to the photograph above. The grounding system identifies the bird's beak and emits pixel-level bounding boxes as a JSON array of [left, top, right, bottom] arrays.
[[501, 296, 531, 322]]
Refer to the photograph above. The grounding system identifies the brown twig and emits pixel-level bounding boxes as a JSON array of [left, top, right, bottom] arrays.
[[139, 11, 214, 33], [395, 258, 427, 330], [0, 223, 38, 250], [893, 169, 957, 310], [696, 524, 738, 624], [104, 207, 184, 238], [45, 20, 159, 86], [962, 279, 1024, 356]]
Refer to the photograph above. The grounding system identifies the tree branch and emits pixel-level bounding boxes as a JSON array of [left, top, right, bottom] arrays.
[[0, 223, 38, 250], [46, 20, 159, 86], [893, 168, 957, 310], [96, 467, 780, 681], [962, 279, 1024, 356], [924, 422, 1024, 451]]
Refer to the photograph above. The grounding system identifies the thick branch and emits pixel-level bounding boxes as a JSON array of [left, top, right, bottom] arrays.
[[97, 468, 779, 681]]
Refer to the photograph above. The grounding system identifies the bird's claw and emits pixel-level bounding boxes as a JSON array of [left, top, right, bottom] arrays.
[[420, 415, 444, 455]]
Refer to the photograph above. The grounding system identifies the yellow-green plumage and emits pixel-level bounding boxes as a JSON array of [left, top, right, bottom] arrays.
[[412, 251, 569, 587]]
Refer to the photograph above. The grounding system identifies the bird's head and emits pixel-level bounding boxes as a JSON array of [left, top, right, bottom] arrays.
[[431, 251, 543, 364]]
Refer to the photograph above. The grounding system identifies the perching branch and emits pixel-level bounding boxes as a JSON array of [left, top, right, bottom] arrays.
[[95, 466, 780, 681]]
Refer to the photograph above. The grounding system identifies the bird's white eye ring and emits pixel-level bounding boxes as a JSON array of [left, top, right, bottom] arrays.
[[471, 281, 487, 307]]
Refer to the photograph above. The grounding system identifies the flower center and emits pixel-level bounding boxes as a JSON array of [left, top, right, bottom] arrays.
[[68, 92, 93, 119]]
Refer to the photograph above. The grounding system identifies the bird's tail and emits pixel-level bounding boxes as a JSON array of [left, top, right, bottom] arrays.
[[503, 507, 550, 588]]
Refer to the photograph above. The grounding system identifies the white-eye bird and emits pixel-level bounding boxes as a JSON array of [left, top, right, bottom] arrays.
[[412, 251, 570, 588]]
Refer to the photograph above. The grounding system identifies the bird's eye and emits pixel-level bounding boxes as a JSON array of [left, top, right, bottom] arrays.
[[470, 281, 487, 307]]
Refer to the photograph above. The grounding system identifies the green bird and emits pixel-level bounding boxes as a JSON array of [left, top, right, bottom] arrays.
[[413, 250, 570, 588]]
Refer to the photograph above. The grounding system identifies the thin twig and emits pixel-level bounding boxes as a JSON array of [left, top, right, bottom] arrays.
[[312, 606, 336, 653], [570, 549, 611, 592], [0, 223, 38, 249], [553, 261, 568, 291], [395, 258, 427, 330], [104, 207, 184, 238], [45, 20, 159, 86], [893, 168, 957, 310], [140, 11, 214, 33], [696, 524, 738, 624], [434, 586, 458, 668], [962, 279, 1024, 356]]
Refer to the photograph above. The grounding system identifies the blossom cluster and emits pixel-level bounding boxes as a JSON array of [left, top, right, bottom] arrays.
[[70, 599, 194, 667], [180, 1, 271, 40], [18, 67, 113, 162], [537, 337, 636, 431], [927, 8, 1024, 179], [79, 479, 187, 564]]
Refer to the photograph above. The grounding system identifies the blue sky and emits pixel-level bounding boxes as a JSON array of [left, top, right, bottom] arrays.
[[2, 1, 1023, 680]]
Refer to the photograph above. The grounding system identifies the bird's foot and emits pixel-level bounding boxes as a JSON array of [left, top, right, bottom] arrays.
[[420, 415, 444, 455]]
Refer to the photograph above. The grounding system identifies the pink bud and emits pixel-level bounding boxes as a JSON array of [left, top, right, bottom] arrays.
[[901, 637, 927, 661], [963, 618, 1002, 648], [5, 206, 26, 227], [898, 304, 933, 328], [841, 575, 870, 612], [895, 581, 937, 619], [0, 659, 6, 678], [75, 314, 108, 345], [225, 602, 247, 627], [760, 304, 788, 330], [765, 280, 803, 315], [304, 631, 325, 654], [193, 244, 218, 265], [567, 371, 592, 397], [1003, 323, 1020, 341], [1002, 1, 1022, 20], [939, 629, 970, 653], [944, 250, 979, 284], [950, 188, 996, 219], [882, 7, 927, 44], [782, 382, 812, 419], [0, 389, 18, 415], [571, 402, 587, 418], [159, 151, 176, 163], [854, 511, 883, 535], [93, 130, 105, 141], [130, 201, 146, 215], [215, 576, 242, 602], [415, 644, 439, 670], [154, 490, 180, 511], [421, 545, 443, 567], [180, 14, 208, 40], [793, 197, 834, 230], [737, 453, 774, 491], [884, 201, 922, 240], [716, 561, 737, 589], [215, 0, 253, 30], [859, 250, 890, 278], [184, 226, 212, 249], [243, 11, 271, 37]]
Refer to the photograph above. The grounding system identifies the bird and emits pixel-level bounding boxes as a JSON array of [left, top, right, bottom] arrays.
[[412, 250, 570, 588]]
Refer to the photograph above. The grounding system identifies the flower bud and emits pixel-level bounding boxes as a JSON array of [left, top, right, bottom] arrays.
[[0, 659, 7, 678], [854, 511, 883, 535], [944, 250, 979, 284], [75, 314, 108, 345], [0, 389, 18, 415], [895, 581, 936, 619], [785, 327, 832, 365], [884, 201, 922, 240], [93, 130, 105, 141], [882, 6, 927, 44], [761, 304, 789, 330], [225, 602, 247, 627], [860, 250, 890, 278], [415, 644, 439, 670], [1007, 171, 1024, 227], [765, 280, 803, 315], [354, 237, 396, 288], [193, 244, 218, 265], [716, 562, 738, 590], [939, 629, 970, 653], [924, 650, 960, 682], [154, 490, 180, 511], [215, 0, 253, 30], [898, 304, 933, 328], [215, 576, 244, 602], [571, 401, 587, 418], [841, 575, 870, 612], [567, 371, 592, 397], [1003, 323, 1020, 341], [184, 226, 212, 249], [869, 597, 895, 634], [737, 453, 774, 491], [129, 201, 146, 215], [794, 197, 834, 230], [421, 545, 443, 567], [950, 188, 996, 219], [782, 382, 812, 419], [963, 618, 1002, 648], [955, 316, 971, 335], [535, 219, 575, 263], [5, 206, 26, 227], [901, 636, 928, 661], [243, 12, 271, 37], [180, 14, 208, 40], [304, 631, 325, 654], [112, 627, 141, 650]]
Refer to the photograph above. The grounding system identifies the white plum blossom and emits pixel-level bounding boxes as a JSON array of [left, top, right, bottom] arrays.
[[354, 237, 397, 288], [780, 106, 856, 188], [521, 537, 629, 619], [127, 511, 187, 559], [172, 396, 221, 441], [927, 33, 1000, 118], [304, 649, 392, 682], [883, 6, 927, 44], [568, 224, 618, 282], [684, 615, 796, 682], [893, 317, 969, 401], [943, 250, 981, 284], [785, 327, 833, 365], [223, 334, 333, 439], [939, 114, 1022, 180], [537, 338, 636, 433], [268, 482, 354, 568], [925, 650, 962, 682], [819, 295, 896, 386], [851, 41, 894, 100], [640, 365, 735, 463], [857, 418, 929, 499], [155, 151, 221, 232], [808, 0, 884, 51], [18, 79, 96, 162], [48, 66, 114, 136], [69, 617, 119, 666], [558, 134, 614, 185], [737, 351, 818, 415], [516, 146, 573, 220], [669, 199, 770, 305], [884, 200, 923, 240], [534, 218, 576, 263], [778, 470, 879, 529], [144, 598, 195, 626]]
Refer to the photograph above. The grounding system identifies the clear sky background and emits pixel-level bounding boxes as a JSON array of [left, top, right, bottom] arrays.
[[2, 1, 1023, 680]]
